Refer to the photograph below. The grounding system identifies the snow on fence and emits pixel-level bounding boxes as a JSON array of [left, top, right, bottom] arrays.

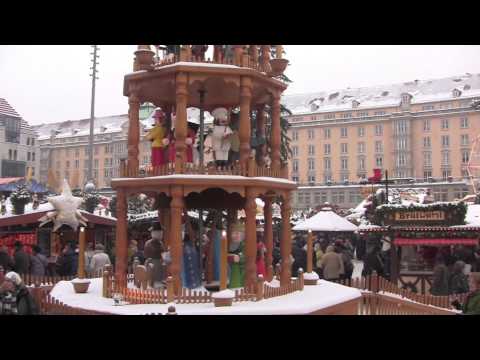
[[263, 270, 304, 300], [22, 274, 76, 287], [333, 274, 467, 311], [39, 293, 113, 315]]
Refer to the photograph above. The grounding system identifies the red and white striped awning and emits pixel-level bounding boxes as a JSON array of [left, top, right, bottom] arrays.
[[394, 238, 479, 246]]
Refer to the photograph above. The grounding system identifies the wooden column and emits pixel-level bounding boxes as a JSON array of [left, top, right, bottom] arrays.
[[169, 185, 184, 294], [244, 188, 257, 291], [307, 230, 313, 273], [239, 76, 253, 168], [227, 209, 236, 249], [175, 72, 188, 173], [127, 93, 140, 174], [280, 192, 292, 286], [263, 196, 274, 282], [271, 91, 281, 171], [220, 230, 228, 291], [391, 240, 399, 285], [256, 105, 266, 166], [78, 227, 86, 279], [115, 190, 128, 287]]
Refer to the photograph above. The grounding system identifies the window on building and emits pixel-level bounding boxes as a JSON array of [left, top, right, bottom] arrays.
[[376, 156, 383, 168], [305, 193, 311, 205], [462, 150, 470, 164], [331, 192, 338, 204], [397, 153, 406, 167], [374, 111, 386, 116], [358, 127, 365, 137], [338, 192, 345, 203], [308, 175, 316, 184], [27, 152, 31, 161], [308, 145, 315, 156], [27, 138, 30, 146], [105, 144, 114, 153], [308, 158, 315, 171], [341, 128, 348, 138], [397, 138, 407, 150], [461, 170, 469, 179], [442, 135, 450, 147], [358, 157, 366, 171], [341, 173, 349, 182], [460, 117, 469, 129], [461, 134, 469, 146], [298, 193, 304, 204], [31, 167, 35, 176], [13, 150, 17, 160], [293, 159, 299, 172], [94, 159, 99, 169], [324, 128, 331, 139], [321, 192, 328, 203], [375, 141, 383, 153], [66, 160, 70, 168], [292, 176, 299, 183], [341, 158, 348, 170], [424, 120, 431, 132], [324, 144, 331, 155], [442, 151, 450, 166], [75, 160, 79, 169], [349, 191, 357, 203], [32, 152, 35, 161], [85, 147, 89, 155], [424, 152, 432, 167], [442, 171, 451, 181], [341, 113, 352, 119], [4, 118, 20, 143], [396, 120, 408, 134], [314, 192, 321, 203], [423, 171, 432, 181], [423, 137, 431, 148], [324, 158, 331, 170], [324, 174, 332, 184], [341, 143, 348, 154], [358, 112, 369, 117], [442, 119, 449, 130], [94, 146, 100, 155], [358, 142, 365, 154], [308, 129, 315, 140], [375, 124, 383, 136], [422, 105, 435, 111], [292, 131, 299, 141], [8, 149, 12, 160], [31, 138, 35, 146], [292, 146, 298, 157]]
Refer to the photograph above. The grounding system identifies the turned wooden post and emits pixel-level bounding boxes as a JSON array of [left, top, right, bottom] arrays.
[[169, 185, 184, 294], [276, 45, 283, 59], [128, 93, 140, 175], [280, 192, 292, 286], [220, 230, 228, 291], [256, 274, 265, 301], [166, 276, 174, 303], [77, 227, 86, 279], [263, 196, 274, 282], [256, 105, 266, 166], [239, 76, 252, 168], [103, 264, 112, 298], [271, 91, 281, 172], [249, 45, 259, 68], [307, 229, 313, 274], [115, 190, 128, 288], [175, 72, 188, 174], [298, 268, 304, 290], [244, 188, 257, 291]]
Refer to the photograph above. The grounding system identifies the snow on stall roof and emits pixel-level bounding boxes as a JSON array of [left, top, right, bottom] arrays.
[[464, 204, 480, 226], [293, 208, 357, 232], [0, 198, 54, 219], [49, 278, 362, 315], [282, 73, 480, 115]]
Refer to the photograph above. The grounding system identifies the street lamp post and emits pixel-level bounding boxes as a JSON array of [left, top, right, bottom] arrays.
[[87, 45, 100, 189]]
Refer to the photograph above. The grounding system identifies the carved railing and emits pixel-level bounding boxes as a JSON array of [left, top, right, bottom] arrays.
[[120, 159, 289, 180]]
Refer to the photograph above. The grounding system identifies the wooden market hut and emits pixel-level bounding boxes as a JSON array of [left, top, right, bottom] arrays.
[[111, 45, 296, 294]]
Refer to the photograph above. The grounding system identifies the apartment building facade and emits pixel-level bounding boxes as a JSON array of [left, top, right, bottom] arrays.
[[283, 74, 480, 210], [0, 98, 40, 179]]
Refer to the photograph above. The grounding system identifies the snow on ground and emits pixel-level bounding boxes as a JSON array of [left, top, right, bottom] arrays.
[[50, 278, 361, 315]]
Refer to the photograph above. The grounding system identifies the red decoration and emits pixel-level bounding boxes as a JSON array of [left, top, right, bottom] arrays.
[[368, 168, 382, 183], [394, 238, 478, 246]]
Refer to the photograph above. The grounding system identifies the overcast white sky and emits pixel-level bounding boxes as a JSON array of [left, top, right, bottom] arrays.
[[1, 45, 479, 125]]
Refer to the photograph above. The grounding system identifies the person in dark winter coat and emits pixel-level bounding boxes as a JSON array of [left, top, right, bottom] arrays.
[[30, 246, 48, 276], [362, 246, 384, 277], [0, 246, 14, 272], [431, 255, 449, 296], [291, 240, 307, 277], [452, 272, 480, 315], [56, 244, 77, 276], [13, 242, 30, 275], [0, 272, 38, 315], [449, 261, 470, 295]]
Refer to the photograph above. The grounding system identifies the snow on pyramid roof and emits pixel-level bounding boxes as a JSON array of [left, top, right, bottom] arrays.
[[293, 208, 358, 232], [465, 204, 480, 226]]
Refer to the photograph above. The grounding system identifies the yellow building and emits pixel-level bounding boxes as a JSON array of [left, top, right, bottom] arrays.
[[283, 73, 480, 210]]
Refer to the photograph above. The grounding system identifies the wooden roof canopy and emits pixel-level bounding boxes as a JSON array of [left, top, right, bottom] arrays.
[[124, 64, 288, 111]]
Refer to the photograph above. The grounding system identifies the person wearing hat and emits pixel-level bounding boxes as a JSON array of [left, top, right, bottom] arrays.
[[0, 271, 38, 315], [210, 107, 233, 167], [144, 223, 166, 286], [13, 241, 30, 275], [146, 108, 169, 167], [166, 114, 197, 165], [191, 45, 208, 62], [228, 223, 246, 289]]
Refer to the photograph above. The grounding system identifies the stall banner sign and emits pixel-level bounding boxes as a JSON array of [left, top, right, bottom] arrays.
[[394, 211, 445, 222]]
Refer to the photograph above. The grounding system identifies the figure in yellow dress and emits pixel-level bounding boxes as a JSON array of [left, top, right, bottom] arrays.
[[146, 108, 168, 166]]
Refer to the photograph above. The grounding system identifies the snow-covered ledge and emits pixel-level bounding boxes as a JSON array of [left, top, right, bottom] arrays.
[[50, 278, 362, 315]]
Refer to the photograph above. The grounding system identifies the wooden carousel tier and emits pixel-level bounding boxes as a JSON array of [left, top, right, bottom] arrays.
[[111, 174, 296, 206], [123, 62, 287, 109]]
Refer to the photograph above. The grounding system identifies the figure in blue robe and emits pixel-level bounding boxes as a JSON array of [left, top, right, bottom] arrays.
[[181, 235, 202, 289]]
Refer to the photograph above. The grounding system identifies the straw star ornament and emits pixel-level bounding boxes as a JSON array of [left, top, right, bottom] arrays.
[[39, 179, 88, 232]]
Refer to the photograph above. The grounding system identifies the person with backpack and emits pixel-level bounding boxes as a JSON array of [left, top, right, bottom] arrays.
[[0, 272, 38, 315]]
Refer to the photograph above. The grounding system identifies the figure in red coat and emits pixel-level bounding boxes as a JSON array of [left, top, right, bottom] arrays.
[[256, 241, 267, 278], [167, 115, 197, 164]]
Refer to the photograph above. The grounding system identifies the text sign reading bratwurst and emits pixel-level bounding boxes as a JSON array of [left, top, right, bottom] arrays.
[[394, 211, 445, 221]]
